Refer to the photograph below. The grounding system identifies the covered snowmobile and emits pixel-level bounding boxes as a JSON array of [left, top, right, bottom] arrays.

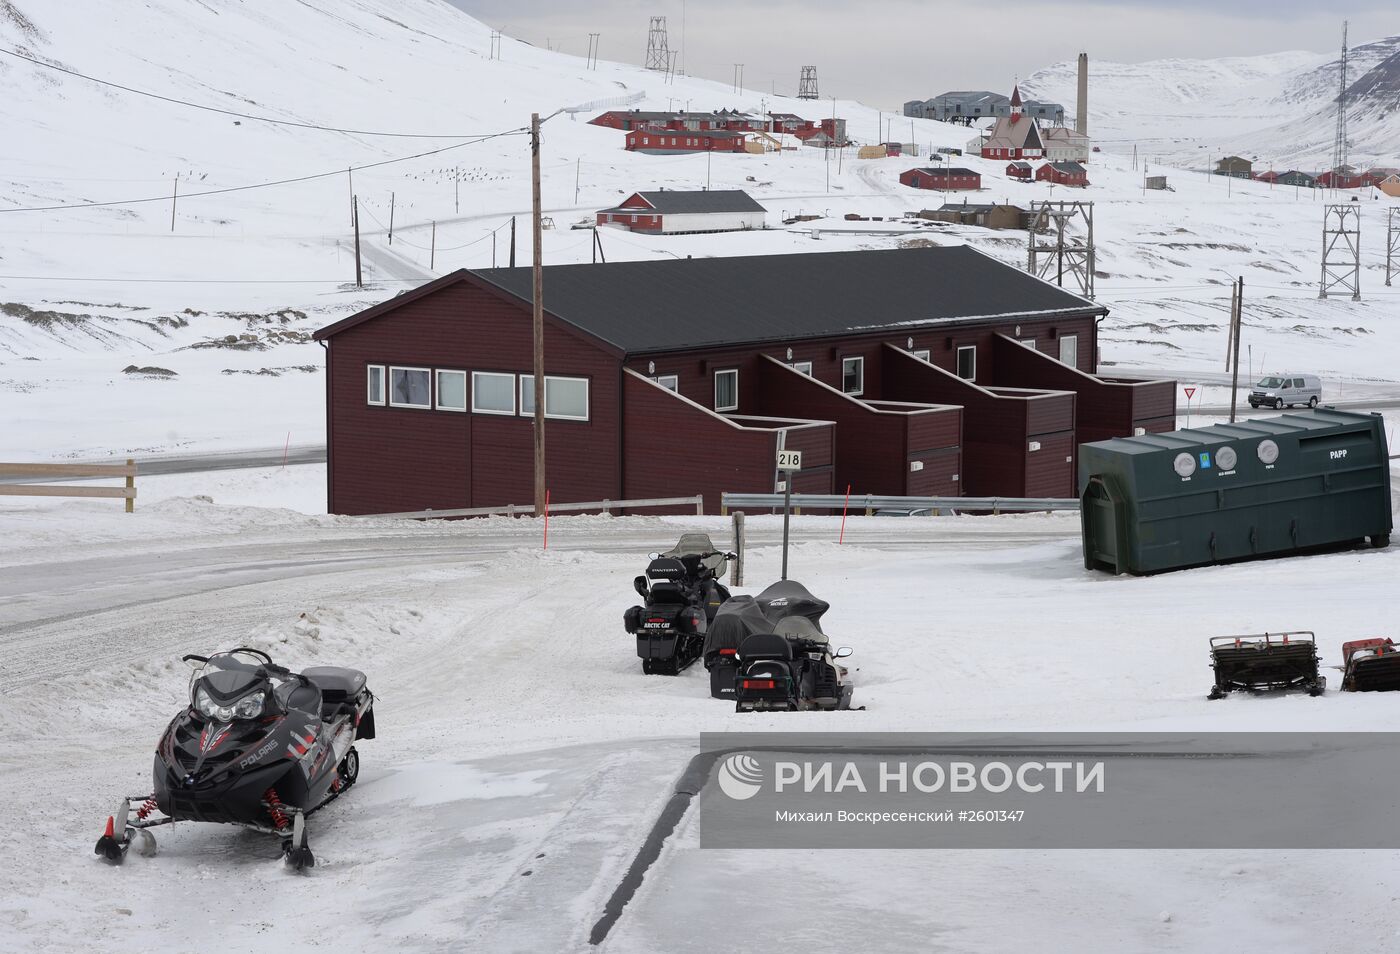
[[94, 649, 375, 870], [625, 533, 735, 674], [732, 580, 855, 712], [1207, 632, 1324, 699], [703, 595, 772, 698], [1342, 638, 1400, 692]]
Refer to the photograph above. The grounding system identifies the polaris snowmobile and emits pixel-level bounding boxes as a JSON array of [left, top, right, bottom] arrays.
[[624, 533, 735, 675], [94, 649, 375, 870], [731, 580, 856, 712]]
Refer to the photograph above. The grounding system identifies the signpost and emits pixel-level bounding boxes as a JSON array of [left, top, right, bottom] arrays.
[[776, 449, 802, 580], [1183, 385, 1197, 429]]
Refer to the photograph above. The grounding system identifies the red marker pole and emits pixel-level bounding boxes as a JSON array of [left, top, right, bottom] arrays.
[[543, 488, 550, 550], [838, 483, 851, 544]]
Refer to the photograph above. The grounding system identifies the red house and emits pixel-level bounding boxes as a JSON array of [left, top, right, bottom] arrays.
[[900, 167, 982, 191], [1036, 161, 1089, 187], [312, 247, 1175, 516], [625, 128, 746, 153], [1007, 160, 1033, 181], [1316, 169, 1365, 189], [590, 110, 682, 130], [767, 112, 814, 134]]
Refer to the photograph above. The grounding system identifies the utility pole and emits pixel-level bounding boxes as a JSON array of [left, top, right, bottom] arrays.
[[706, 147, 711, 190], [575, 157, 581, 205], [509, 215, 516, 267], [1227, 277, 1244, 423], [348, 167, 354, 226], [170, 175, 178, 231], [430, 220, 436, 270], [455, 167, 459, 215], [388, 192, 396, 244], [1386, 207, 1398, 287], [531, 113, 546, 519], [353, 195, 362, 288]]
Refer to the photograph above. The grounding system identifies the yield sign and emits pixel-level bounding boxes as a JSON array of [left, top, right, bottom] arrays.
[[1183, 387, 1197, 400]]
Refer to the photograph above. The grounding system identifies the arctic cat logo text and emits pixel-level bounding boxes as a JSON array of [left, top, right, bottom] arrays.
[[644, 620, 671, 629], [238, 737, 279, 770], [1330, 449, 1348, 460], [767, 598, 789, 606]]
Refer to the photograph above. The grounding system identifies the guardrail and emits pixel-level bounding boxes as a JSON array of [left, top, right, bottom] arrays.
[[0, 460, 138, 512], [365, 494, 704, 520], [720, 492, 1078, 515]]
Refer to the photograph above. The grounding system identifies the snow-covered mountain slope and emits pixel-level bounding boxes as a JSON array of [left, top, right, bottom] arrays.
[[1, 1, 1398, 463], [1025, 37, 1400, 168]]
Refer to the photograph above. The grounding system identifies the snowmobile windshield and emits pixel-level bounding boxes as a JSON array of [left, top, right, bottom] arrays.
[[188, 651, 294, 723], [664, 533, 717, 558]]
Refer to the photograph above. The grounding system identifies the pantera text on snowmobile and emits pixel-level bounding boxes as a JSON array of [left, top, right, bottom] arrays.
[[624, 533, 735, 675], [94, 649, 375, 870]]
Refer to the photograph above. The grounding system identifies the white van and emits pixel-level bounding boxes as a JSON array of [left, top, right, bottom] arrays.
[[1249, 374, 1321, 410]]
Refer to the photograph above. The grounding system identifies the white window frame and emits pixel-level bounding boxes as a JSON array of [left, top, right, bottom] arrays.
[[1059, 335, 1078, 368], [911, 349, 930, 362], [956, 346, 977, 381], [519, 374, 591, 421], [792, 361, 813, 376], [842, 356, 864, 396], [366, 364, 385, 406], [1022, 339, 1036, 351], [435, 369, 467, 412], [388, 365, 432, 409], [714, 369, 739, 412], [471, 371, 517, 416], [655, 374, 679, 391]]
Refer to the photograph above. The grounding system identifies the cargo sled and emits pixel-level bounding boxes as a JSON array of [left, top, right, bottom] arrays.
[[1342, 638, 1400, 692], [1207, 632, 1324, 699]]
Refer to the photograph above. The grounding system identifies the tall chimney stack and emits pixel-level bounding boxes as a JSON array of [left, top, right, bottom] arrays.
[[1075, 52, 1088, 136]]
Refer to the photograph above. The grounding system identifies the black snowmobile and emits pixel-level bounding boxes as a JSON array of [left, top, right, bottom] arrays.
[[624, 533, 735, 674], [716, 580, 856, 711], [94, 649, 375, 870]]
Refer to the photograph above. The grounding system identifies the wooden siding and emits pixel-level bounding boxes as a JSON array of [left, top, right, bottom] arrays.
[[325, 281, 621, 515]]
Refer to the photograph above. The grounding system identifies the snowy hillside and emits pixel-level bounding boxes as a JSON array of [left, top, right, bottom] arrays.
[[1, 0, 1399, 464], [1024, 36, 1400, 169]]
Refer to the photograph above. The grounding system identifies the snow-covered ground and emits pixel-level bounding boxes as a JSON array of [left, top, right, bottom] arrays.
[[2, 478, 1399, 952]]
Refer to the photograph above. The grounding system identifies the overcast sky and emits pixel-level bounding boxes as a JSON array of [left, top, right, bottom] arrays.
[[446, 0, 1396, 107]]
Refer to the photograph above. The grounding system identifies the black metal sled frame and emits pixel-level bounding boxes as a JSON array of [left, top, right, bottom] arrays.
[[1207, 632, 1325, 699]]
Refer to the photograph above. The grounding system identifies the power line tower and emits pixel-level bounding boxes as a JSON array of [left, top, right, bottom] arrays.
[[644, 16, 670, 72], [1319, 203, 1361, 300], [797, 66, 819, 100], [1027, 201, 1096, 299], [1385, 207, 1398, 287], [1331, 21, 1350, 179]]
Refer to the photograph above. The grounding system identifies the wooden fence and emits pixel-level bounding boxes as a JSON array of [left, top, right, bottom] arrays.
[[0, 459, 138, 512]]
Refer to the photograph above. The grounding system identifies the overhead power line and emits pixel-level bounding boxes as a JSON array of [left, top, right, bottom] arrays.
[[0, 47, 501, 139], [0, 128, 528, 214]]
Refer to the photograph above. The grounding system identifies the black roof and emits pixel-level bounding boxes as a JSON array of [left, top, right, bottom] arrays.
[[601, 190, 766, 214], [1048, 161, 1086, 173], [936, 202, 1025, 213], [465, 246, 1103, 355], [910, 167, 978, 176]]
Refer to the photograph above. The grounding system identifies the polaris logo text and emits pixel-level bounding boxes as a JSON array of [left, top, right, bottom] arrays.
[[771, 760, 1106, 794]]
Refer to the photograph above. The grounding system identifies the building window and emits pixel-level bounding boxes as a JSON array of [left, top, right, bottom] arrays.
[[519, 374, 591, 421], [956, 346, 976, 381], [389, 366, 431, 408], [714, 369, 739, 411], [471, 371, 516, 415], [367, 365, 385, 405], [842, 356, 864, 395], [792, 361, 813, 376], [1059, 335, 1078, 368], [1022, 339, 1037, 351], [436, 369, 467, 411], [655, 374, 679, 391], [911, 349, 930, 362]]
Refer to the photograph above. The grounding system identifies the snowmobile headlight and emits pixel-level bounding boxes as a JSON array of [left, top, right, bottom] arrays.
[[232, 692, 265, 720], [194, 685, 264, 722]]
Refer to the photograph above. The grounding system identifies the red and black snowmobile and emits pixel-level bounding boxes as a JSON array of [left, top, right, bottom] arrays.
[[94, 648, 375, 870]]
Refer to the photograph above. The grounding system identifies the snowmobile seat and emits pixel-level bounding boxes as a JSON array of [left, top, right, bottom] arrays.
[[773, 617, 828, 646], [301, 666, 368, 704], [285, 682, 323, 717], [738, 633, 795, 661]]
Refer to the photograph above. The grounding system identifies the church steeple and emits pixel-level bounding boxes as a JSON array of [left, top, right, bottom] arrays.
[[1010, 84, 1024, 123]]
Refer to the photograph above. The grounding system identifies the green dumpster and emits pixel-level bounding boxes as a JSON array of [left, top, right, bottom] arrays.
[[1079, 409, 1392, 574]]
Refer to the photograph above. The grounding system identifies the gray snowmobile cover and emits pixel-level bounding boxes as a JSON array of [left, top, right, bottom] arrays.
[[755, 580, 829, 631], [703, 595, 773, 657]]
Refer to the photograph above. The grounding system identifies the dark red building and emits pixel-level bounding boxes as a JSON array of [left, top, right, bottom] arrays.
[[1007, 160, 1033, 181], [1316, 169, 1366, 189], [1036, 161, 1089, 187], [901, 167, 982, 191], [314, 247, 1175, 515], [624, 128, 747, 153]]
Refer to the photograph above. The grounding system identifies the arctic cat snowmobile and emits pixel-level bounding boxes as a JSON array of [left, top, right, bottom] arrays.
[[94, 649, 375, 870], [1342, 638, 1400, 692], [729, 580, 855, 712], [1207, 632, 1324, 699], [624, 533, 735, 675]]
